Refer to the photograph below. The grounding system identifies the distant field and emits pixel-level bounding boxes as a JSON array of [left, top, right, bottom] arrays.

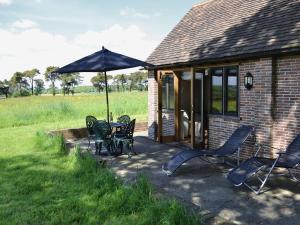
[[0, 92, 148, 129]]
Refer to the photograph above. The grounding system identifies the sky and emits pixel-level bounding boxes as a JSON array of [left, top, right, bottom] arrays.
[[0, 0, 202, 85]]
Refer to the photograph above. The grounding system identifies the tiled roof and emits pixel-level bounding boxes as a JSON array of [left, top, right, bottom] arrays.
[[147, 0, 300, 66]]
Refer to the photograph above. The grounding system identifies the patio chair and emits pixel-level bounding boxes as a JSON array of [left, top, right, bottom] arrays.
[[86, 115, 98, 150], [117, 115, 131, 124], [162, 125, 254, 176], [93, 121, 115, 156], [116, 115, 131, 134], [227, 134, 300, 194], [114, 119, 136, 158]]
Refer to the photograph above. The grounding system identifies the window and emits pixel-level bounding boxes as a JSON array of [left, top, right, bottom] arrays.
[[211, 68, 223, 114], [162, 74, 174, 110], [225, 67, 238, 115], [210, 66, 239, 116]]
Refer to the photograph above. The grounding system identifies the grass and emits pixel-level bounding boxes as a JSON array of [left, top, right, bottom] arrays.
[[0, 93, 202, 225], [0, 92, 148, 128]]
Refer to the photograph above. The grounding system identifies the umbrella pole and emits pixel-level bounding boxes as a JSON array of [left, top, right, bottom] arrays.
[[104, 71, 110, 122]]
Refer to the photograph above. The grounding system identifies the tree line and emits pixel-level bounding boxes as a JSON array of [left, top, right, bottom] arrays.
[[90, 71, 148, 93], [0, 67, 148, 98]]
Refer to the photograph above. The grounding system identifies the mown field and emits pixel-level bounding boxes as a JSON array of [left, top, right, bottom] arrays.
[[0, 92, 201, 225]]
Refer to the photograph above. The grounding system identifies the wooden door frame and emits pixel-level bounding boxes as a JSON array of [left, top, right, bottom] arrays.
[[157, 68, 208, 147], [157, 70, 175, 143], [175, 67, 208, 149], [157, 70, 162, 143], [190, 67, 196, 148], [174, 71, 181, 141]]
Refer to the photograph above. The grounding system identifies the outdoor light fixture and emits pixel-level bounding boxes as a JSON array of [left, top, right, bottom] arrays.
[[244, 72, 253, 90]]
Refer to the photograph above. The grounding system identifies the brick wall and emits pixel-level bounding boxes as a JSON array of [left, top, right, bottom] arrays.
[[271, 56, 300, 150], [148, 70, 158, 140], [148, 55, 300, 159], [209, 56, 300, 158], [162, 110, 175, 136]]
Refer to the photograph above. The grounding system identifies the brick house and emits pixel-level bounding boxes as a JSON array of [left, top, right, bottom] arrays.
[[146, 0, 300, 157]]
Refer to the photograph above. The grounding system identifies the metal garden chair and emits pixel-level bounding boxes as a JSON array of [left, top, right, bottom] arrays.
[[117, 115, 131, 124], [116, 115, 131, 134], [86, 115, 98, 150], [114, 119, 136, 158], [227, 134, 300, 194], [93, 121, 115, 156]]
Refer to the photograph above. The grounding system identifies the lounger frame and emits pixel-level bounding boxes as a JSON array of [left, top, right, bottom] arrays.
[[234, 145, 300, 195]]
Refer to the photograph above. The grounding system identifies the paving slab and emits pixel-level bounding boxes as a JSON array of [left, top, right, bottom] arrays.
[[73, 135, 300, 225]]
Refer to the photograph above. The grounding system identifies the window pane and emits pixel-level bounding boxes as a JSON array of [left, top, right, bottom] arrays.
[[168, 76, 175, 109], [162, 78, 167, 109], [226, 68, 238, 115], [211, 69, 223, 114], [162, 75, 174, 110]]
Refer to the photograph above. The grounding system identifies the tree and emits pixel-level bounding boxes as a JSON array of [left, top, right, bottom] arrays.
[[0, 80, 10, 98], [10, 72, 29, 95], [127, 71, 147, 91], [60, 72, 82, 95], [115, 74, 127, 92], [24, 68, 40, 95], [90, 73, 112, 93], [44, 66, 59, 96], [34, 79, 45, 95]]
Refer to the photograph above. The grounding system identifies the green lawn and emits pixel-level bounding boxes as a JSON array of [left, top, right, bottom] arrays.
[[0, 93, 201, 225]]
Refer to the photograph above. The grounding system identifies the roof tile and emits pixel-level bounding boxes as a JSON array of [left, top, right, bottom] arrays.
[[147, 0, 300, 66]]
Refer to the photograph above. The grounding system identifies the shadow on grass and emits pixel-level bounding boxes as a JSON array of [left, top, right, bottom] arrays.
[[0, 132, 201, 225]]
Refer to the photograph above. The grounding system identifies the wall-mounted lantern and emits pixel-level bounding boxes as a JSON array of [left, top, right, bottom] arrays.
[[244, 72, 253, 90]]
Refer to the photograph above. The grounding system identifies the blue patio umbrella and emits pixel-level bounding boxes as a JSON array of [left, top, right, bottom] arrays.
[[56, 47, 150, 121]]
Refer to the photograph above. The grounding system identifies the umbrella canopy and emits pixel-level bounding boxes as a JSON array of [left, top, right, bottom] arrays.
[[55, 47, 150, 121], [56, 47, 149, 73]]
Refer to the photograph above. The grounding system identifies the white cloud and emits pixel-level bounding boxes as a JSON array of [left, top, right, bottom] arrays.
[[0, 0, 12, 6], [12, 19, 39, 29], [120, 7, 161, 19], [0, 24, 158, 85]]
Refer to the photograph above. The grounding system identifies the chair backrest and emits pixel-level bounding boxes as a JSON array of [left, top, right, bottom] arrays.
[[282, 134, 300, 167], [117, 115, 131, 124], [218, 125, 254, 155], [93, 121, 112, 140], [86, 116, 98, 135], [124, 119, 136, 139]]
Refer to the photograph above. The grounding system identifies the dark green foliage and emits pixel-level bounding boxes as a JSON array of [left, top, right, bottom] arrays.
[[44, 66, 60, 96], [23, 68, 40, 95], [60, 72, 82, 95], [34, 79, 45, 95], [90, 72, 113, 93]]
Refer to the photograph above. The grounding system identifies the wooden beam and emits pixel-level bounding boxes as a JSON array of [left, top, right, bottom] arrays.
[[157, 70, 163, 143], [174, 71, 181, 141], [191, 67, 195, 148]]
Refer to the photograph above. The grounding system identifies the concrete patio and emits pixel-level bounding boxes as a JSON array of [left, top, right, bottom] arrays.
[[74, 134, 300, 225]]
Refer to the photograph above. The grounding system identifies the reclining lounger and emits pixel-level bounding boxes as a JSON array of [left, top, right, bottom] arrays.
[[162, 125, 254, 176], [227, 134, 300, 194]]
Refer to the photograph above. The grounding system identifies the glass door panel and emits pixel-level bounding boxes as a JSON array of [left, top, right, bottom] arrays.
[[179, 71, 191, 142], [194, 70, 204, 145]]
